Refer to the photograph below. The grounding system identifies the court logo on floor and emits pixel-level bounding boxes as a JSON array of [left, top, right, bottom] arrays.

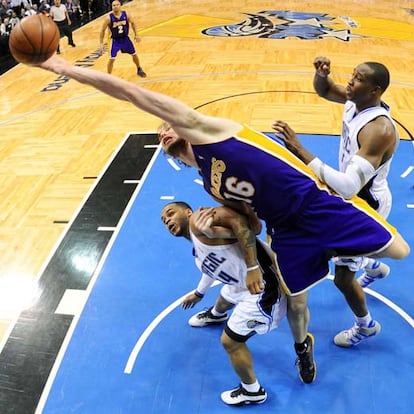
[[141, 11, 414, 42]]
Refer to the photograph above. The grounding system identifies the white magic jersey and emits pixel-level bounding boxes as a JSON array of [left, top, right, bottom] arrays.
[[339, 100, 399, 217], [190, 231, 247, 289]]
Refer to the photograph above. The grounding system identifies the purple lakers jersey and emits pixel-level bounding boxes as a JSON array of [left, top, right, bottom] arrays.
[[191, 125, 396, 295], [192, 125, 325, 226], [109, 11, 129, 39]]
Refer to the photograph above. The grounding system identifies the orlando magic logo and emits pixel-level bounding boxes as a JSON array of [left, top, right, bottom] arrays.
[[202, 11, 362, 41], [247, 320, 266, 329]]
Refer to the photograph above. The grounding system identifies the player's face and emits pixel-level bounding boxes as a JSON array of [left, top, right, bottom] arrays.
[[158, 125, 188, 158], [111, 1, 121, 11], [161, 205, 189, 237], [346, 64, 378, 103]]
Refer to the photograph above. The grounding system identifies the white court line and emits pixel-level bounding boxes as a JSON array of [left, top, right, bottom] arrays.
[[160, 195, 175, 200], [167, 158, 181, 171], [400, 166, 414, 178], [327, 275, 414, 327], [124, 281, 221, 374], [123, 180, 140, 184], [124, 276, 414, 374], [194, 178, 203, 185], [407, 204, 414, 209], [35, 142, 163, 414]]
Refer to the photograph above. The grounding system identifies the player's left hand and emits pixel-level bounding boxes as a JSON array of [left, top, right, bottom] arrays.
[[194, 207, 216, 237]]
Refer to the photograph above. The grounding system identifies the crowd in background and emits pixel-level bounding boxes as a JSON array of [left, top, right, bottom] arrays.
[[0, 0, 113, 69]]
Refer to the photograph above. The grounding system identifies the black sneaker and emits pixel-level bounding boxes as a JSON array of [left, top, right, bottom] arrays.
[[295, 333, 316, 383], [188, 306, 228, 327], [221, 384, 267, 406], [137, 67, 147, 78], [69, 43, 76, 47]]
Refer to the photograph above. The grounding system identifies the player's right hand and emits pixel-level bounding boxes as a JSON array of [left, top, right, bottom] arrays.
[[313, 56, 331, 77], [181, 293, 202, 309]]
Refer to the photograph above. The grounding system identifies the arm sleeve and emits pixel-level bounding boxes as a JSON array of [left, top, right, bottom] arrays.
[[195, 273, 215, 296], [308, 155, 376, 199]]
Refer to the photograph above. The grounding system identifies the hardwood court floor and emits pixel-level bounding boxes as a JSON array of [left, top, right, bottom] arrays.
[[0, 0, 413, 373]]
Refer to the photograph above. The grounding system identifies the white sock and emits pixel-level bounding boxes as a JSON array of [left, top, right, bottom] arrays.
[[356, 312, 373, 327], [364, 258, 377, 270], [242, 380, 260, 393], [211, 307, 226, 317]]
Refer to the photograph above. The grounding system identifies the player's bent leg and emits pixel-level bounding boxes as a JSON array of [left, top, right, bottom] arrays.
[[220, 330, 267, 405], [221, 331, 255, 384], [333, 265, 381, 347], [334, 266, 368, 317], [215, 294, 235, 314], [287, 293, 316, 383], [287, 293, 309, 343]]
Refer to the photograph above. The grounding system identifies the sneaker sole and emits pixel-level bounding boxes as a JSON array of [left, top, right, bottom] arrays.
[[188, 319, 227, 327], [221, 394, 267, 406]]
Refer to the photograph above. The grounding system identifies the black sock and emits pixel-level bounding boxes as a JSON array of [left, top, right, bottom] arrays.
[[294, 339, 308, 354]]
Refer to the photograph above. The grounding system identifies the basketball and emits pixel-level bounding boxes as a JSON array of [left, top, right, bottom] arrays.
[[9, 14, 60, 65]]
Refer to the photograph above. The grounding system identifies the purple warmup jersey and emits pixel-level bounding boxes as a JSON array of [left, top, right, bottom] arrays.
[[191, 125, 397, 295]]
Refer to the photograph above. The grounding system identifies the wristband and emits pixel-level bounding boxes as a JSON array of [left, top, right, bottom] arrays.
[[194, 290, 204, 298], [247, 264, 259, 272]]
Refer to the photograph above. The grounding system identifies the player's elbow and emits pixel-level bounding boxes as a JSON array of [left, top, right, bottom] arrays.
[[338, 187, 358, 199]]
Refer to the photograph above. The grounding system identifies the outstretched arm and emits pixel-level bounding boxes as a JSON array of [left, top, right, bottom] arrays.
[[313, 56, 347, 103], [39, 56, 197, 126], [38, 56, 240, 144]]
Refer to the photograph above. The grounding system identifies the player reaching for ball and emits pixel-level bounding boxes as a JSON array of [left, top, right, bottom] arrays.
[[161, 201, 286, 406], [35, 54, 410, 388], [99, 0, 146, 77]]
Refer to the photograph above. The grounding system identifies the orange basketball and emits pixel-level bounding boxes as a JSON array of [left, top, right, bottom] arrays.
[[9, 14, 60, 65]]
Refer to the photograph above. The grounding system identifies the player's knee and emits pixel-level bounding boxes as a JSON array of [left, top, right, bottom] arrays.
[[287, 294, 307, 315], [221, 331, 235, 352], [390, 235, 411, 259]]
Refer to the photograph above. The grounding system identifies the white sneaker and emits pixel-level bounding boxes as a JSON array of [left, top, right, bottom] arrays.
[[334, 321, 381, 347], [188, 307, 228, 327], [221, 384, 267, 405], [357, 260, 390, 288]]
